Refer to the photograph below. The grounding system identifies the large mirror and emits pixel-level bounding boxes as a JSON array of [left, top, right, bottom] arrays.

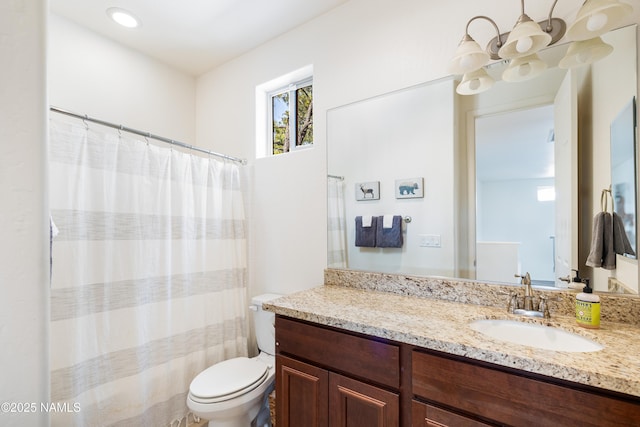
[[327, 25, 638, 294], [610, 96, 638, 259]]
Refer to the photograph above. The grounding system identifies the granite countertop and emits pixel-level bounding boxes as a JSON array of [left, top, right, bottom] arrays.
[[264, 284, 640, 398]]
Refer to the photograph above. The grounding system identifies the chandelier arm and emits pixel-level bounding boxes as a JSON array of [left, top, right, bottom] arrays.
[[546, 0, 559, 32], [465, 15, 502, 47]]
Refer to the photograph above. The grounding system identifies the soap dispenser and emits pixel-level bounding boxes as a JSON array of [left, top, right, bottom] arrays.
[[561, 269, 585, 289], [576, 279, 600, 329]]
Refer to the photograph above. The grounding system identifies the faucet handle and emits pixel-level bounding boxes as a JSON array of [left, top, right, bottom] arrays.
[[538, 295, 550, 318], [506, 292, 518, 313], [514, 272, 532, 286], [538, 295, 561, 319]]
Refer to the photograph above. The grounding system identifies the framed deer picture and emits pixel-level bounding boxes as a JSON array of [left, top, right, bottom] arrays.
[[355, 181, 380, 201]]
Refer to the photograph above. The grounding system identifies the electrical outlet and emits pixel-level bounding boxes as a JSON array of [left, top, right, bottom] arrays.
[[419, 234, 441, 248]]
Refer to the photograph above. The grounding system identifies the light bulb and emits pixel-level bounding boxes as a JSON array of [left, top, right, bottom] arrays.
[[578, 50, 591, 63], [469, 79, 481, 91], [516, 36, 533, 53], [459, 55, 475, 73], [518, 63, 532, 77], [107, 8, 140, 28], [586, 12, 608, 32]]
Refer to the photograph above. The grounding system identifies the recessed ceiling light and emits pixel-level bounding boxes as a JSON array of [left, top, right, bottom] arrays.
[[106, 7, 140, 29]]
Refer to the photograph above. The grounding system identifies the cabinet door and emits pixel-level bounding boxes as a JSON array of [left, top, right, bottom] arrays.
[[329, 372, 399, 427], [277, 355, 329, 427], [411, 400, 491, 427]]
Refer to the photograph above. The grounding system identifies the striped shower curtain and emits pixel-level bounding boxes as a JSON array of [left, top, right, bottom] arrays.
[[49, 117, 248, 426], [327, 176, 347, 268]]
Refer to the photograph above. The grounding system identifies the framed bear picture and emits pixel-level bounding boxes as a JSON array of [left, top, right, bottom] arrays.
[[395, 177, 424, 199]]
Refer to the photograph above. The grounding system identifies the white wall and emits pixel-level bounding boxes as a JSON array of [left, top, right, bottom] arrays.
[[49, 14, 196, 144], [0, 0, 49, 425], [193, 0, 470, 297], [195, 0, 640, 298]]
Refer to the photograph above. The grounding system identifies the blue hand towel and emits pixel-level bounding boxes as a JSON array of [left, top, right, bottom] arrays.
[[355, 216, 377, 247], [376, 215, 403, 248]]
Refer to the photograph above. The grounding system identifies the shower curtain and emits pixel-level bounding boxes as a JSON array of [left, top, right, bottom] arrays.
[[48, 117, 248, 426], [327, 176, 347, 268]]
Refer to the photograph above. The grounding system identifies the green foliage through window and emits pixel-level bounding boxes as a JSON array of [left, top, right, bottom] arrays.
[[296, 85, 313, 147], [271, 81, 313, 155], [272, 92, 289, 155]]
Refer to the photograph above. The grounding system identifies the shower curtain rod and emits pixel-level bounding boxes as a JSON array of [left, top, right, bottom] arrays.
[[50, 106, 247, 165]]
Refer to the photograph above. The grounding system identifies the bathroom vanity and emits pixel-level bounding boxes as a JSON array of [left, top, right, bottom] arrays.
[[265, 271, 640, 427]]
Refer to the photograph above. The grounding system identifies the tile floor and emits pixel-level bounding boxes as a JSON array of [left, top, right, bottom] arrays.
[[187, 391, 275, 427]]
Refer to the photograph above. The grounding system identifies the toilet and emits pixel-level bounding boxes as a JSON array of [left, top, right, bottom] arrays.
[[187, 293, 282, 427]]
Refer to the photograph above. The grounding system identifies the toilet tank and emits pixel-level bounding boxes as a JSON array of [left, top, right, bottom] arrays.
[[250, 293, 282, 356]]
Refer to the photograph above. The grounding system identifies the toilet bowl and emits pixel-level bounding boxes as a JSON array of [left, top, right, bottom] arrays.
[[187, 294, 281, 427]]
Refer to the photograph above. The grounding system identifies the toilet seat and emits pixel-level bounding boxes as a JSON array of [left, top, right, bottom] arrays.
[[189, 357, 269, 404]]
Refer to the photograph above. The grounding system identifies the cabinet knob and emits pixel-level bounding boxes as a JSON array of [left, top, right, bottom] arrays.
[[276, 341, 280, 346]]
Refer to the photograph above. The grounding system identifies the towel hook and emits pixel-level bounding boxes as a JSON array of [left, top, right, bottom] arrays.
[[601, 187, 612, 213]]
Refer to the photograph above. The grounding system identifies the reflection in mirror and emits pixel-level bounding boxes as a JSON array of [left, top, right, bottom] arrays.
[[327, 78, 457, 276], [610, 97, 638, 258], [327, 25, 638, 294], [474, 105, 556, 286], [469, 53, 578, 289]]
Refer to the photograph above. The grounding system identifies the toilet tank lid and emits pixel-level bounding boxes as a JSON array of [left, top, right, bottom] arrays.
[[250, 293, 283, 306]]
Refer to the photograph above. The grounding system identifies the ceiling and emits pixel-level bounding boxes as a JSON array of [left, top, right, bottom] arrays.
[[50, 0, 349, 76]]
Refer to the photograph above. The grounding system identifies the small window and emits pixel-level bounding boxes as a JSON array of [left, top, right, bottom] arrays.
[[269, 79, 313, 155]]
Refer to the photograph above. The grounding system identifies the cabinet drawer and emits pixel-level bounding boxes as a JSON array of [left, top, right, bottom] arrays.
[[276, 316, 400, 389], [412, 350, 640, 427], [411, 400, 491, 427]]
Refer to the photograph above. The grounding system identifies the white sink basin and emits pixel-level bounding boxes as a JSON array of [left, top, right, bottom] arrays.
[[469, 319, 603, 353]]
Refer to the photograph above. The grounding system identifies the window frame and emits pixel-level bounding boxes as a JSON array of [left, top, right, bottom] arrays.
[[267, 77, 313, 156]]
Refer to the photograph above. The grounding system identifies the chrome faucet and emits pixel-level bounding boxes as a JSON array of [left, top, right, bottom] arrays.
[[509, 272, 549, 318], [515, 272, 534, 310], [506, 273, 560, 319]]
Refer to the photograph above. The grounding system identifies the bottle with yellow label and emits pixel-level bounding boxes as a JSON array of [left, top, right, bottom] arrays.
[[576, 279, 600, 329]]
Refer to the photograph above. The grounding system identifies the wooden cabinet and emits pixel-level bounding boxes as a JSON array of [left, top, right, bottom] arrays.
[[276, 316, 400, 427], [412, 350, 640, 427], [276, 315, 640, 427]]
